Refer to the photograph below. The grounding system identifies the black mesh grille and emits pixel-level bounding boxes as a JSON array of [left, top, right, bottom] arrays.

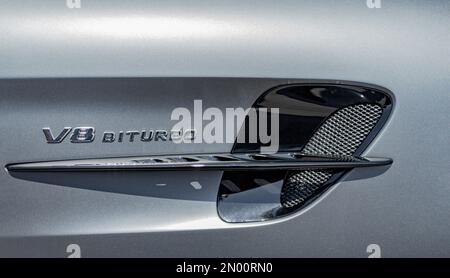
[[281, 170, 333, 208], [302, 104, 383, 156], [280, 104, 383, 208]]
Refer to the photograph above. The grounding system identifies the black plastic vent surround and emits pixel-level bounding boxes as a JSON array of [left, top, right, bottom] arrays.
[[218, 83, 393, 223], [232, 83, 392, 154]]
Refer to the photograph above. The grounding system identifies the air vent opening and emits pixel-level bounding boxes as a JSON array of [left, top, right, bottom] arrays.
[[218, 83, 393, 223], [249, 154, 282, 161], [181, 157, 199, 162], [210, 155, 238, 162]]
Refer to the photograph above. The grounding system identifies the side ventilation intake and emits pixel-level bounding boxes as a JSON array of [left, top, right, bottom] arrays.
[[218, 83, 393, 223]]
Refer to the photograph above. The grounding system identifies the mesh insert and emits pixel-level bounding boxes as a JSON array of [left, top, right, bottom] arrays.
[[281, 104, 383, 208], [302, 104, 383, 156], [281, 170, 333, 208]]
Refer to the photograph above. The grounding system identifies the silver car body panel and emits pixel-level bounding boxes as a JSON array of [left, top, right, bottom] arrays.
[[0, 0, 449, 257]]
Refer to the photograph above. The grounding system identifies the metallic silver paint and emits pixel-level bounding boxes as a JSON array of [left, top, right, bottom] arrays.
[[0, 0, 449, 257]]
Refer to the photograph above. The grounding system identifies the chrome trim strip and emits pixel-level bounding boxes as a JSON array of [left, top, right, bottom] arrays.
[[6, 153, 392, 172]]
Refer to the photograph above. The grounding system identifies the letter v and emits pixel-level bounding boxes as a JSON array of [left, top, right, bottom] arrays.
[[43, 127, 72, 143]]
